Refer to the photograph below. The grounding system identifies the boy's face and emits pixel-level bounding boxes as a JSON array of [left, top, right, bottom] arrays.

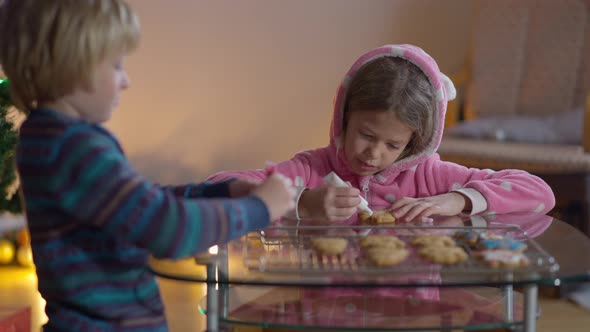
[[67, 53, 130, 123], [342, 110, 413, 176]]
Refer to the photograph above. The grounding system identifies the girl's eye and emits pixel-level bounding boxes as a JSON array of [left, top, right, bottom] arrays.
[[360, 132, 373, 139], [387, 144, 399, 150]]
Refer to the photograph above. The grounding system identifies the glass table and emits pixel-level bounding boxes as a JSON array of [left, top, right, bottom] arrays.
[[150, 212, 590, 332]]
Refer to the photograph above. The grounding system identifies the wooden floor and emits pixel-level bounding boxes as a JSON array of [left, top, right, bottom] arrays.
[[534, 297, 590, 332], [1, 265, 589, 332]]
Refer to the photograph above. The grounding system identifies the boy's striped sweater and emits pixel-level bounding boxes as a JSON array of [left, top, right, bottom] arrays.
[[16, 108, 270, 331]]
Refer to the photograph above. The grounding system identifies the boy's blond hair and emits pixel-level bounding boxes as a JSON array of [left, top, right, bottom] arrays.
[[0, 0, 140, 112]]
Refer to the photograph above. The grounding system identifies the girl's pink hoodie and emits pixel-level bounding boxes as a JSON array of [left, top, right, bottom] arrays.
[[208, 44, 556, 221], [208, 44, 555, 307]]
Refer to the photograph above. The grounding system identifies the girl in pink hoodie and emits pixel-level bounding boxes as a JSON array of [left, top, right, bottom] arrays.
[[207, 44, 556, 327], [208, 44, 555, 223]]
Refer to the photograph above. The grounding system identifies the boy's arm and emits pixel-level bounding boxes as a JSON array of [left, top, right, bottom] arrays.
[[207, 154, 314, 220], [158, 180, 235, 198], [53, 131, 270, 259]]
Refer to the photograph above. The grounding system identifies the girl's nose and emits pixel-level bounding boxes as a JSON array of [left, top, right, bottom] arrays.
[[365, 144, 380, 159]]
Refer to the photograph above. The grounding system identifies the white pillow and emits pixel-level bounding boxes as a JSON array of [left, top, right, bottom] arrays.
[[447, 109, 583, 145]]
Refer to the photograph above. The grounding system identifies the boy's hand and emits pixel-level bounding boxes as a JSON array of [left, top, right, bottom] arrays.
[[228, 179, 261, 198], [251, 174, 296, 221], [389, 192, 469, 223], [298, 186, 361, 221]]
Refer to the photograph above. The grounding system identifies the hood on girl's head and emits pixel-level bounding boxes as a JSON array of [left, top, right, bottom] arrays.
[[329, 44, 456, 176]]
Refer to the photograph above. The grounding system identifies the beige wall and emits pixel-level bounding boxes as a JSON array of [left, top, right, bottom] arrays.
[[115, 0, 473, 183]]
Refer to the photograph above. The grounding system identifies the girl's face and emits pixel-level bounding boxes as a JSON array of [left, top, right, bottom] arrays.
[[343, 110, 414, 176]]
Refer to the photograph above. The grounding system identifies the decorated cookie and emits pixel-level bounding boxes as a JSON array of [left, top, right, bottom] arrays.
[[359, 210, 396, 224], [477, 249, 530, 268], [453, 230, 483, 245], [367, 247, 409, 266], [411, 235, 457, 248], [360, 235, 405, 249], [358, 211, 372, 224], [310, 237, 348, 255], [372, 210, 396, 224], [477, 238, 527, 252], [419, 246, 468, 264], [479, 232, 505, 241]]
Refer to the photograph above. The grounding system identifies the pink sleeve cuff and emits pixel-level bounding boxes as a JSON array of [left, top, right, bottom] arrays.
[[452, 188, 487, 215]]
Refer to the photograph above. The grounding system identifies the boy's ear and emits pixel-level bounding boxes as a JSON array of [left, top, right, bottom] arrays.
[[78, 74, 95, 93], [80, 80, 94, 93]]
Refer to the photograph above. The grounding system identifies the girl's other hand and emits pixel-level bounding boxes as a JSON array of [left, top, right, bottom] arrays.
[[298, 186, 361, 221], [390, 193, 469, 223], [252, 174, 296, 221]]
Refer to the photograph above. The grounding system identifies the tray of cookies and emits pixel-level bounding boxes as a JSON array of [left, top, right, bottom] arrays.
[[243, 224, 559, 275]]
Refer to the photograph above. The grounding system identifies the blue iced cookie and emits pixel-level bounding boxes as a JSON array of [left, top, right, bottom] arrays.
[[477, 238, 527, 252], [453, 230, 483, 245]]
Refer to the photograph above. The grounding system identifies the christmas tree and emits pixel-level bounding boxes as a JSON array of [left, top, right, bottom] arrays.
[[0, 78, 31, 267], [0, 78, 21, 213]]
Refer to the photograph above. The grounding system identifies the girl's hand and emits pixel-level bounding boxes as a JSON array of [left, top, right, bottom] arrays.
[[228, 179, 261, 198], [390, 193, 470, 223], [298, 186, 361, 221], [252, 174, 296, 221]]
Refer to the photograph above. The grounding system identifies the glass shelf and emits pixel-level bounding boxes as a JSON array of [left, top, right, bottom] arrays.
[[198, 286, 527, 331]]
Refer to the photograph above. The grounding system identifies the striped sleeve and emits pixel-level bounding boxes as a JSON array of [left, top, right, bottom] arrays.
[[48, 126, 269, 258], [159, 179, 235, 198]]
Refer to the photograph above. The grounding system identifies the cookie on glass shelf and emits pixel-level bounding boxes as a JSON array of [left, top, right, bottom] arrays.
[[367, 247, 409, 267], [310, 237, 348, 255], [411, 235, 457, 248], [479, 232, 505, 241], [360, 235, 405, 249], [452, 229, 484, 246], [476, 237, 527, 252], [477, 249, 530, 268], [419, 246, 468, 264]]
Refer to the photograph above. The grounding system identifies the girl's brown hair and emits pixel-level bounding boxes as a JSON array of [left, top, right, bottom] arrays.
[[344, 56, 436, 159]]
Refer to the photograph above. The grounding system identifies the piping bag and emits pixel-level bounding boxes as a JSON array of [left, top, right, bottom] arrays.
[[323, 171, 373, 216]]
